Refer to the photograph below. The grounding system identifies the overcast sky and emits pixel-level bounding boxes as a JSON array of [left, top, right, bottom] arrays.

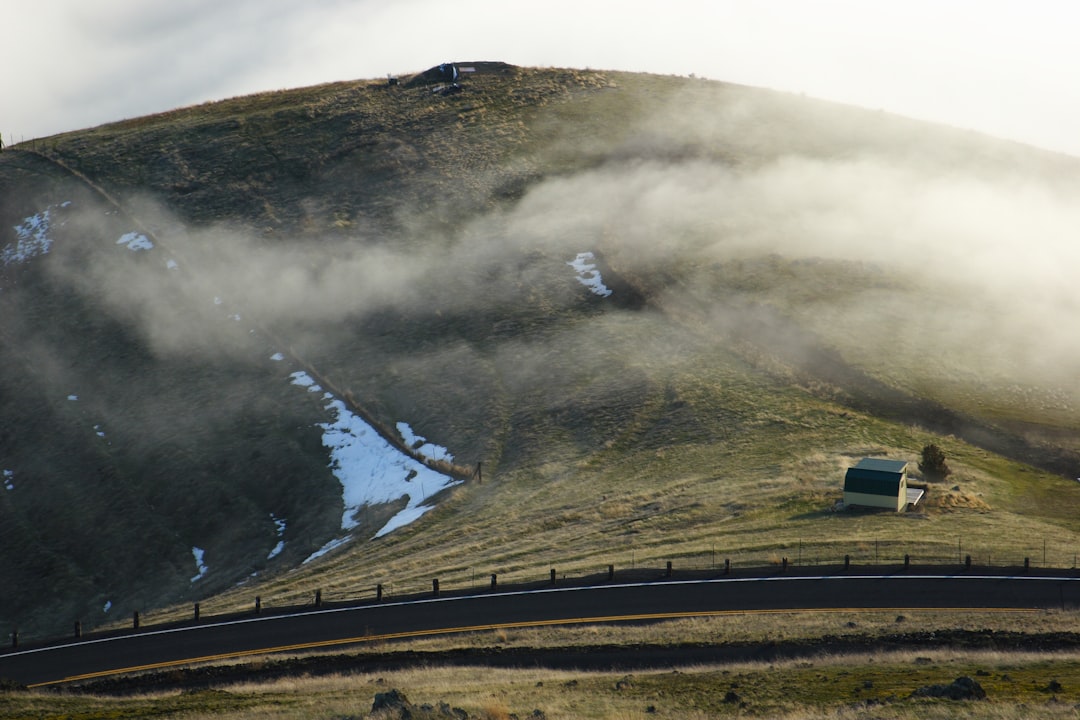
[[4, 0, 1079, 157]]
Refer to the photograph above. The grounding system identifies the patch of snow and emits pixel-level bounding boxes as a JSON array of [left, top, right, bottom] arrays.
[[213, 296, 223, 305], [321, 396, 460, 536], [166, 259, 178, 270], [267, 515, 286, 560], [229, 313, 241, 322], [61, 201, 72, 208], [290, 370, 323, 393], [116, 232, 153, 251], [568, 252, 613, 297], [267, 540, 285, 560], [67, 394, 78, 401], [302, 536, 350, 564], [288, 376, 460, 542], [103, 600, 112, 613], [3, 208, 55, 266], [290, 371, 316, 387], [396, 421, 454, 462], [270, 352, 285, 362], [94, 424, 106, 438], [3, 469, 13, 491], [190, 547, 208, 583], [376, 504, 434, 537]]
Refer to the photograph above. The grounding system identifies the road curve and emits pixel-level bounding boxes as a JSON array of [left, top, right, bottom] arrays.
[[4, 573, 1079, 687]]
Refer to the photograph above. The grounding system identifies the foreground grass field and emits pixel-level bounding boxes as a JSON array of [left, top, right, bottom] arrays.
[[10, 659, 1080, 719]]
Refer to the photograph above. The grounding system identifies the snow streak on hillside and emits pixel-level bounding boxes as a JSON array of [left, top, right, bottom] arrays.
[[267, 515, 286, 560], [116, 232, 153, 251], [2, 203, 69, 267], [288, 370, 459, 556], [190, 547, 208, 583], [568, 252, 612, 297], [397, 421, 454, 462], [3, 203, 165, 284]]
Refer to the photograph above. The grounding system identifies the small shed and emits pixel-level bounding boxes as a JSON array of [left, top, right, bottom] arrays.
[[404, 61, 517, 88], [843, 458, 910, 512]]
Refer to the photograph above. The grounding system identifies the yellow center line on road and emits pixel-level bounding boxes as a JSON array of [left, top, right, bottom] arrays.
[[30, 606, 1038, 688]]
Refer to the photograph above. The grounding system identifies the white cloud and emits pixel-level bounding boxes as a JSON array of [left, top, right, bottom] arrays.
[[3, 1, 1080, 155]]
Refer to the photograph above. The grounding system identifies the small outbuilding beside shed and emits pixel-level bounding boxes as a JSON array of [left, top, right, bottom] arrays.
[[844, 458, 921, 512]]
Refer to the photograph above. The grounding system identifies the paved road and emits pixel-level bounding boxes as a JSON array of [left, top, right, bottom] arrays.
[[4, 573, 1079, 687]]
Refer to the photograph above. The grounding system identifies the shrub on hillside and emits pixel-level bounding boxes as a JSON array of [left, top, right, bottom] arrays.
[[918, 443, 952, 482]]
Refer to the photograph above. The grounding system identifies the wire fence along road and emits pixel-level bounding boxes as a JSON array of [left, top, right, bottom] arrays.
[[86, 546, 1079, 630], [256, 553, 1080, 618], [4, 569, 1080, 688], [4, 557, 1076, 649]]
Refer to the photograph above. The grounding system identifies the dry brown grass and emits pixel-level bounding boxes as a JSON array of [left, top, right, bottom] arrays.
[[127, 435, 1080, 629], [18, 647, 1080, 720]]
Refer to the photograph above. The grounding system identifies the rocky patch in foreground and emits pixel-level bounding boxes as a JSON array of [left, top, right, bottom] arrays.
[[369, 687, 544, 719], [911, 676, 986, 700]]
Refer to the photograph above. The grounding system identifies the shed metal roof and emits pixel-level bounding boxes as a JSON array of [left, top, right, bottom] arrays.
[[853, 458, 908, 474], [844, 458, 908, 498]]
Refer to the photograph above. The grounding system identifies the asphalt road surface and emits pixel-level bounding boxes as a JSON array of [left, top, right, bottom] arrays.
[[4, 572, 1080, 687]]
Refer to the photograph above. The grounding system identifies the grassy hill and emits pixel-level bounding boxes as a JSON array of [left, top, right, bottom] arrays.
[[3, 63, 1080, 641]]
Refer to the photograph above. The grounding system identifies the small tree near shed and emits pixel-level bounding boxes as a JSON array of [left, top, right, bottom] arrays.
[[918, 443, 952, 482]]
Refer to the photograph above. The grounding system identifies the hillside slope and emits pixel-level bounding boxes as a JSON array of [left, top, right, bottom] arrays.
[[3, 64, 1080, 638]]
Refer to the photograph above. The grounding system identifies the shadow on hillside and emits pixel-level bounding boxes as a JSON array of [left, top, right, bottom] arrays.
[[728, 303, 1080, 480]]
